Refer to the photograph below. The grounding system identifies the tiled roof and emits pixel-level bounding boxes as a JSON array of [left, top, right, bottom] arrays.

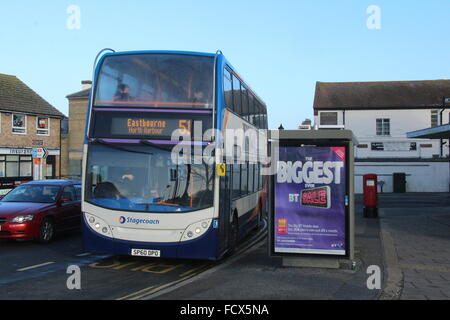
[[66, 88, 91, 99], [0, 73, 65, 118], [313, 80, 450, 110]]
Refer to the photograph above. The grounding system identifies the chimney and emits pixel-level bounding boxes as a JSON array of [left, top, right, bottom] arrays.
[[81, 80, 92, 90]]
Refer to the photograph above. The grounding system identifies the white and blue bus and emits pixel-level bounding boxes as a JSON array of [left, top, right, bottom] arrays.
[[82, 50, 268, 260]]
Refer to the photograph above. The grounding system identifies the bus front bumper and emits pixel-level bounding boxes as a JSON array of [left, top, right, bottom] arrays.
[[82, 219, 220, 261]]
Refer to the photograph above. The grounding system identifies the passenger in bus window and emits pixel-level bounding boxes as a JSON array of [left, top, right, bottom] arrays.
[[113, 84, 133, 101], [191, 79, 211, 105]]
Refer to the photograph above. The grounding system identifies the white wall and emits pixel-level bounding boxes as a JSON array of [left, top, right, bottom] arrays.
[[315, 108, 450, 193], [316, 109, 448, 159], [354, 161, 449, 193]]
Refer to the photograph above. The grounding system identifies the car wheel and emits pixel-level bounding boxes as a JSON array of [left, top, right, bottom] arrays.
[[37, 217, 55, 243]]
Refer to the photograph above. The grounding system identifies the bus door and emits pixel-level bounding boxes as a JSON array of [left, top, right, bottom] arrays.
[[218, 163, 232, 254]]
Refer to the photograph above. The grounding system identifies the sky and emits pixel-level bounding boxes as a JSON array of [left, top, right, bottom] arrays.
[[1, 0, 449, 129]]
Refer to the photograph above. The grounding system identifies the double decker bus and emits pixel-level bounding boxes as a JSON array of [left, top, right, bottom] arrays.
[[82, 50, 268, 260]]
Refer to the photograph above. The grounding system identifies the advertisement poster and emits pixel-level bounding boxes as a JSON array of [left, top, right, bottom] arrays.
[[274, 146, 347, 256]]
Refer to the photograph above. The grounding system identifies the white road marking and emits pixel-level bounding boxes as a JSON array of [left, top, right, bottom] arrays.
[[76, 252, 91, 257], [17, 261, 55, 272]]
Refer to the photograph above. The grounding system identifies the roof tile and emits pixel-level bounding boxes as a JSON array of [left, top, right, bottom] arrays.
[[0, 73, 65, 118]]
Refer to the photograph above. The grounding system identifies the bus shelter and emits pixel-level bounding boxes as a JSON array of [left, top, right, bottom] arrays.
[[268, 130, 357, 269]]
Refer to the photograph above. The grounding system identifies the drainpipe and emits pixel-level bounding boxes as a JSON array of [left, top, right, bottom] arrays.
[[440, 97, 448, 158]]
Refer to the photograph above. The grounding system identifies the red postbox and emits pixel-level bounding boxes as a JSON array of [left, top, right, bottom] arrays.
[[363, 174, 378, 218]]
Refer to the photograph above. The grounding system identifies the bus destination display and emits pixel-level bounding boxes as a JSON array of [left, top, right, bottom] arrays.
[[111, 117, 192, 136]]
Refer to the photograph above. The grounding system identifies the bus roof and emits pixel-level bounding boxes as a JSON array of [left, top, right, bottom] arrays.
[[95, 49, 267, 108], [101, 50, 218, 58]]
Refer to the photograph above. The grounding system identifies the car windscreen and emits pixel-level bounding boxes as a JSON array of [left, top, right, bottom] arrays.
[[1, 185, 60, 203]]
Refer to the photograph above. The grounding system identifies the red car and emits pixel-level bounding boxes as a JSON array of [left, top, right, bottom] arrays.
[[0, 180, 82, 243]]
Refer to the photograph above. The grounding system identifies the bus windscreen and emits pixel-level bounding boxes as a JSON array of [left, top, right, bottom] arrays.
[[94, 54, 214, 109]]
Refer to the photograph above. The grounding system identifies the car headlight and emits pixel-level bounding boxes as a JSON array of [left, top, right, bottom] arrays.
[[10, 215, 34, 223]]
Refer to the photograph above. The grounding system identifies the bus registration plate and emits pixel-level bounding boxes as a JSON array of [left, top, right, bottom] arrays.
[[131, 249, 161, 257]]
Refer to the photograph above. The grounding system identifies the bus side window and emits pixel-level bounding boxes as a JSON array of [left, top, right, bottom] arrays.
[[255, 102, 261, 129], [254, 163, 259, 192], [232, 164, 241, 199], [224, 68, 233, 112], [233, 75, 242, 115], [241, 85, 249, 122], [248, 93, 255, 126], [248, 163, 254, 194], [259, 163, 263, 190], [241, 162, 248, 196], [263, 110, 268, 129]]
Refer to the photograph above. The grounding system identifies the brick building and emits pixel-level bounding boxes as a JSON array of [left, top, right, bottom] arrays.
[[61, 81, 91, 178], [0, 73, 65, 189]]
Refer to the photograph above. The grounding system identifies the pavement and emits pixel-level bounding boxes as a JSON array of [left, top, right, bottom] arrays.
[[151, 198, 384, 300], [153, 193, 450, 301], [377, 193, 450, 300]]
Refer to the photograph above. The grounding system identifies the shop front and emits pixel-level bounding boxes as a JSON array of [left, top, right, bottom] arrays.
[[0, 147, 60, 191]]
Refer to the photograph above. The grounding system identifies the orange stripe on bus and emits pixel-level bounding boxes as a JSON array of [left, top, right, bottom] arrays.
[[157, 201, 180, 207]]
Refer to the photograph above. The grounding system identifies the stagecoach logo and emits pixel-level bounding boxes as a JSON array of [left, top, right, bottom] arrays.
[[118, 216, 160, 226]]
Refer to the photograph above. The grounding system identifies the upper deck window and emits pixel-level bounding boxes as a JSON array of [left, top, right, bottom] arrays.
[[94, 54, 214, 109]]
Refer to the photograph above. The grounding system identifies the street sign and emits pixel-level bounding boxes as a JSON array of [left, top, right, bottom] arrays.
[[32, 148, 48, 159], [216, 163, 226, 177]]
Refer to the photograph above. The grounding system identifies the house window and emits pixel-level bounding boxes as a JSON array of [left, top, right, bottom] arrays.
[[0, 156, 5, 177], [36, 117, 50, 135], [376, 118, 390, 136], [2, 155, 32, 177], [12, 114, 26, 134], [320, 112, 338, 125], [431, 110, 439, 127]]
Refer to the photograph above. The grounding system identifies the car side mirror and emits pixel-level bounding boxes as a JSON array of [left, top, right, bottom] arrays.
[[60, 197, 73, 203]]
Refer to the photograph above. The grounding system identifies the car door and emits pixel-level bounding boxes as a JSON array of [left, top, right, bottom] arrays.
[[58, 185, 80, 231]]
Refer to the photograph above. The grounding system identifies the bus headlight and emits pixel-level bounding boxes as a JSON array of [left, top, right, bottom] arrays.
[[84, 213, 112, 237], [181, 219, 212, 241]]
